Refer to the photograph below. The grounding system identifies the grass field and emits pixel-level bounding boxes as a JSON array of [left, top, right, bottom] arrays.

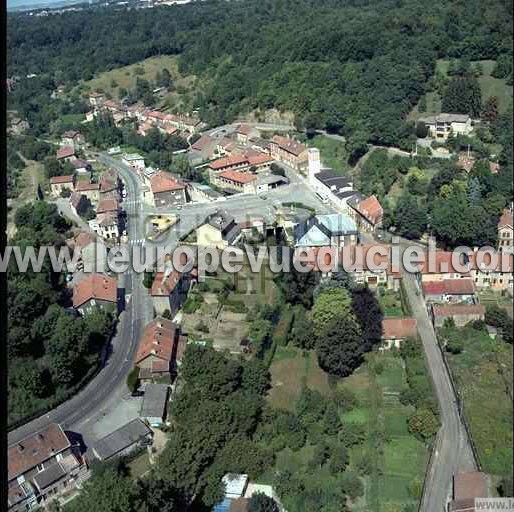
[[267, 347, 331, 410], [409, 59, 512, 121], [266, 345, 429, 511], [128, 452, 151, 479], [442, 325, 513, 477], [340, 353, 428, 512], [79, 55, 198, 109], [377, 288, 405, 317], [306, 134, 351, 174]]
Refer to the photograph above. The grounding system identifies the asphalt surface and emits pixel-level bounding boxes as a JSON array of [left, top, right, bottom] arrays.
[[399, 247, 476, 512], [8, 156, 153, 450]]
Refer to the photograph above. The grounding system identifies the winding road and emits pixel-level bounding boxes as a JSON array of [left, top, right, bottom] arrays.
[[8, 156, 153, 450]]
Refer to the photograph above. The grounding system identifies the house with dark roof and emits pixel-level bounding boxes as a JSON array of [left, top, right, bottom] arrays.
[[140, 384, 170, 427], [196, 210, 242, 249], [7, 423, 88, 512], [69, 159, 92, 176], [92, 419, 152, 462], [293, 213, 358, 249]]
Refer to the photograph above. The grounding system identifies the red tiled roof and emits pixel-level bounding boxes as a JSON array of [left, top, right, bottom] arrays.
[[50, 175, 74, 184], [422, 279, 475, 296], [432, 304, 485, 318], [151, 171, 185, 194], [236, 124, 252, 136], [498, 209, 513, 229], [73, 273, 117, 308], [151, 271, 182, 296], [454, 472, 488, 501], [468, 249, 513, 272], [98, 212, 118, 227], [191, 134, 213, 151], [418, 251, 470, 275], [96, 198, 119, 214], [8, 424, 70, 480], [56, 146, 76, 159], [135, 318, 178, 365], [353, 195, 383, 225], [271, 135, 307, 157], [247, 152, 272, 166], [382, 318, 417, 339], [75, 182, 100, 192], [209, 153, 248, 170], [218, 170, 256, 185]]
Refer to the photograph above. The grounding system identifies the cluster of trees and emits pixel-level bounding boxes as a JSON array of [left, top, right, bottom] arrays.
[[8, 0, 512, 149], [278, 269, 383, 378], [399, 339, 440, 440], [8, 202, 114, 426], [256, 387, 365, 511], [155, 344, 274, 508]]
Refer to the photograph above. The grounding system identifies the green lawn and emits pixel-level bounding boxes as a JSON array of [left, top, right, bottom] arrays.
[[441, 325, 513, 477], [377, 289, 405, 318], [306, 134, 351, 174], [128, 452, 151, 479]]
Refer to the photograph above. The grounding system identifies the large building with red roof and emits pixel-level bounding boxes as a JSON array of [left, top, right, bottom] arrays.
[[8, 423, 87, 512], [72, 273, 118, 315], [269, 135, 308, 172], [347, 194, 384, 233], [422, 278, 477, 303], [150, 171, 186, 208]]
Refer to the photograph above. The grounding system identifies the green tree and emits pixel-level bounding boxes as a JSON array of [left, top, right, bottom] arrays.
[[311, 288, 352, 332], [126, 367, 140, 394], [394, 194, 427, 239], [481, 96, 499, 124], [408, 408, 439, 440], [248, 493, 280, 512], [442, 76, 482, 117], [316, 313, 362, 377]]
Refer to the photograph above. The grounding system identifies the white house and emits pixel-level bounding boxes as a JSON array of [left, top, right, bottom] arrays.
[[122, 153, 145, 171], [418, 113, 473, 140]]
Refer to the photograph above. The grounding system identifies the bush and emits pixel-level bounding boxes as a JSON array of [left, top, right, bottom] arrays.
[[126, 367, 140, 394], [446, 337, 464, 354], [416, 121, 428, 138]]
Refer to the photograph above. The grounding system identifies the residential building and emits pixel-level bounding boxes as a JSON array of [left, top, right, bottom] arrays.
[[419, 113, 473, 140], [196, 210, 242, 249], [430, 304, 486, 328], [88, 91, 105, 107], [88, 212, 120, 240], [416, 251, 472, 283], [498, 208, 513, 251], [469, 250, 513, 293], [69, 159, 92, 176], [96, 197, 119, 215], [381, 318, 418, 349], [74, 182, 100, 203], [99, 171, 120, 198], [422, 279, 477, 304], [216, 136, 239, 156], [239, 217, 266, 238], [135, 317, 185, 381], [62, 130, 85, 148], [151, 269, 191, 316], [56, 146, 77, 162], [150, 171, 187, 208], [190, 134, 218, 160], [347, 194, 383, 233], [92, 419, 152, 462], [8, 423, 88, 512], [212, 170, 257, 194], [122, 153, 145, 171], [187, 182, 223, 202], [66, 232, 107, 273], [50, 175, 75, 196], [208, 151, 273, 176], [140, 384, 170, 427], [234, 123, 255, 144], [72, 273, 118, 315], [269, 135, 308, 172], [293, 213, 358, 249], [448, 471, 488, 512]]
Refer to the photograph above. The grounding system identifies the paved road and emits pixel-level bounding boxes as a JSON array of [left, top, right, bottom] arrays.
[[399, 249, 476, 512], [8, 156, 153, 450]]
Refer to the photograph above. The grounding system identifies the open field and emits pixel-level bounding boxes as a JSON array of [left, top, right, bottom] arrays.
[[267, 347, 331, 410], [265, 344, 429, 511], [79, 55, 198, 109], [441, 325, 513, 477], [409, 59, 512, 121], [377, 288, 405, 317], [340, 353, 428, 512], [305, 134, 351, 174]]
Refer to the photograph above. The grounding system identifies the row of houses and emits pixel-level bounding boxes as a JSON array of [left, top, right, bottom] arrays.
[[87, 92, 204, 134]]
